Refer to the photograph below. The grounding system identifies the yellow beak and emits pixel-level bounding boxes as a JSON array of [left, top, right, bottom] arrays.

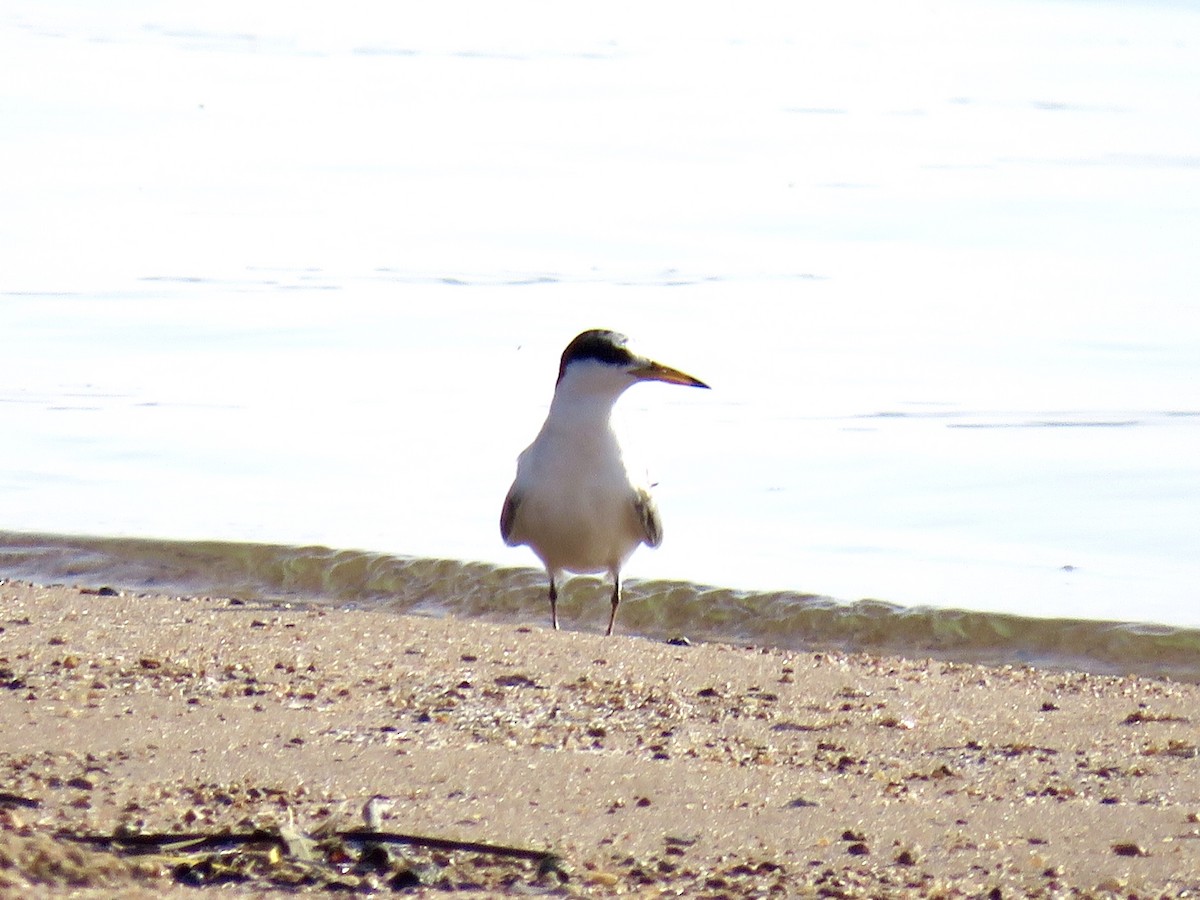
[[630, 359, 710, 389]]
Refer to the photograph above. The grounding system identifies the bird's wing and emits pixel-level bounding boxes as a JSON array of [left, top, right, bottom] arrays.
[[500, 488, 522, 546], [633, 487, 663, 548]]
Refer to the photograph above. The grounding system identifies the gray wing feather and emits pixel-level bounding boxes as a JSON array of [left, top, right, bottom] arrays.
[[633, 487, 663, 548]]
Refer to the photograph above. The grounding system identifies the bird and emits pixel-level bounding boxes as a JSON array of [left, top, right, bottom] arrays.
[[500, 329, 709, 635]]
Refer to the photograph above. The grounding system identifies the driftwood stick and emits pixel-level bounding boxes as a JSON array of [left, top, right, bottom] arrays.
[[57, 827, 558, 864], [341, 829, 554, 862]]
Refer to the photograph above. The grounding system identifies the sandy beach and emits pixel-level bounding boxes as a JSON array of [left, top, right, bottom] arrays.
[[1, 579, 1198, 897]]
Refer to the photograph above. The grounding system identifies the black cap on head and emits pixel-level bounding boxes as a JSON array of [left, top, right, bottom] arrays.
[[557, 329, 635, 382]]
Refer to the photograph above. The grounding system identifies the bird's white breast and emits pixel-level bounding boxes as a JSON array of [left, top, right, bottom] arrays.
[[509, 407, 646, 575]]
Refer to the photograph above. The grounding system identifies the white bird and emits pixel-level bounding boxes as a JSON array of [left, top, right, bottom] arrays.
[[500, 329, 709, 635]]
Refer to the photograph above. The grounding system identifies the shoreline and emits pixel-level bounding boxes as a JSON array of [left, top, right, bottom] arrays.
[[2, 579, 1198, 896], [3, 530, 1199, 684]]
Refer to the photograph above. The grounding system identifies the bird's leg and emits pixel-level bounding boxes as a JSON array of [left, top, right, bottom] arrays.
[[605, 573, 621, 636], [548, 577, 559, 630]]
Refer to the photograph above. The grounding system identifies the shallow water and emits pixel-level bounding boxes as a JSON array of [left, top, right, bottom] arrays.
[[2, 1, 1199, 636], [4, 532, 1199, 682]]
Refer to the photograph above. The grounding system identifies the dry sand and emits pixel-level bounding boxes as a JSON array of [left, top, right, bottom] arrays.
[[1, 579, 1198, 898]]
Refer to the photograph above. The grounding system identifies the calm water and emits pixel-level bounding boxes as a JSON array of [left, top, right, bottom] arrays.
[[3, 2, 1199, 659]]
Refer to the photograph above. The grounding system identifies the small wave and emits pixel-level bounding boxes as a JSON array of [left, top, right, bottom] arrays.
[[2, 530, 1197, 681]]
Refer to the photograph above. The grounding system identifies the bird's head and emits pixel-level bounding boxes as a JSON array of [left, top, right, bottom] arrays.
[[555, 329, 710, 393]]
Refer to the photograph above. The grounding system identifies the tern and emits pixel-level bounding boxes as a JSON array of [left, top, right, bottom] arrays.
[[500, 329, 709, 635]]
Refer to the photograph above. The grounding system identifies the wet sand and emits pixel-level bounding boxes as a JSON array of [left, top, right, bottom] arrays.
[[1, 580, 1198, 897]]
